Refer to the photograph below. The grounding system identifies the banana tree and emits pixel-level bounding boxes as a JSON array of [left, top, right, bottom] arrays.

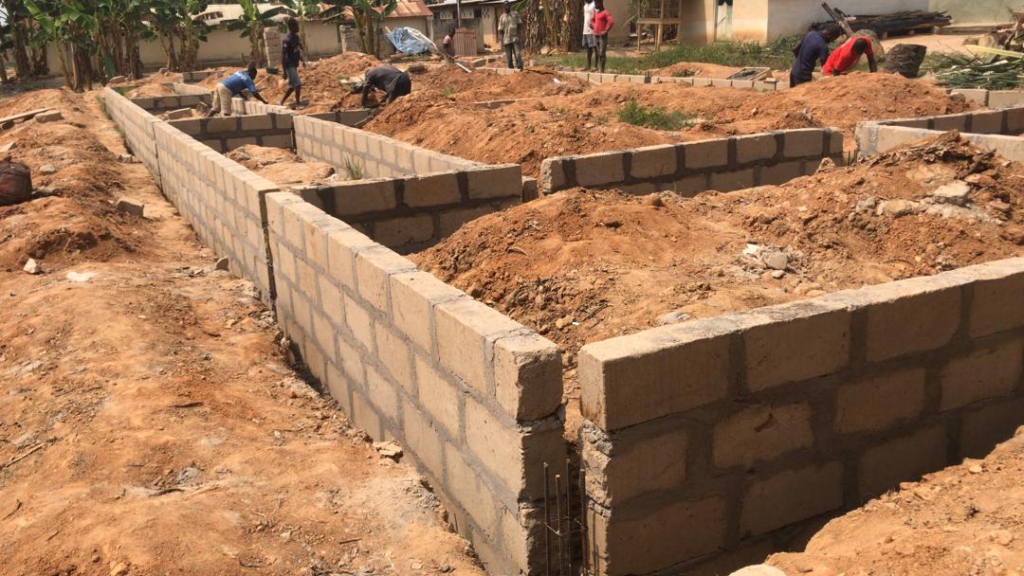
[[1, 0, 32, 79], [280, 0, 321, 52], [322, 0, 397, 58], [148, 0, 210, 71], [227, 0, 286, 67]]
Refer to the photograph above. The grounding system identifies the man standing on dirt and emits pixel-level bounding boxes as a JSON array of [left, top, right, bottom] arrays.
[[207, 63, 269, 117], [443, 27, 457, 59], [356, 66, 412, 108], [790, 24, 840, 87], [498, 1, 524, 71], [583, 0, 597, 71], [591, 0, 614, 73], [822, 35, 878, 77], [279, 17, 307, 109]]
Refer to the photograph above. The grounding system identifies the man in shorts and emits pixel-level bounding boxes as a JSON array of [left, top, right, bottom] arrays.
[[207, 63, 268, 117], [280, 17, 306, 108], [583, 0, 596, 71]]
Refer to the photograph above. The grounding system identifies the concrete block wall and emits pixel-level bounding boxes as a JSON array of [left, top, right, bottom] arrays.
[[541, 129, 843, 196], [130, 92, 212, 113], [103, 88, 163, 184], [578, 257, 1024, 576], [856, 106, 1024, 158], [299, 164, 525, 252], [182, 70, 215, 83], [489, 67, 783, 91], [293, 115, 478, 179], [169, 114, 295, 152], [265, 193, 566, 575], [172, 82, 215, 97], [858, 125, 1024, 162], [152, 120, 278, 303], [950, 88, 1024, 109]]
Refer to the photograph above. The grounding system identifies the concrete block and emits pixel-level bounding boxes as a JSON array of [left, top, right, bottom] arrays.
[[261, 134, 293, 149], [336, 335, 366, 387], [241, 114, 274, 131], [493, 333, 562, 421], [389, 271, 463, 354], [415, 356, 460, 438], [836, 367, 926, 434], [673, 174, 709, 197], [629, 145, 677, 179], [595, 497, 727, 575], [580, 318, 733, 431], [950, 88, 989, 106], [403, 172, 461, 207], [343, 293, 376, 353], [402, 403, 445, 479], [1006, 107, 1024, 132], [711, 78, 732, 88], [970, 265, 1024, 337], [115, 197, 145, 217], [959, 397, 1024, 459], [334, 177, 398, 215], [165, 108, 192, 120], [685, 139, 730, 170], [354, 245, 417, 313], [861, 279, 962, 362], [743, 301, 851, 391], [226, 136, 258, 150], [585, 427, 688, 506], [373, 215, 435, 248], [435, 297, 523, 393], [439, 205, 494, 237], [735, 133, 777, 164], [444, 443, 500, 533], [710, 168, 756, 192], [740, 462, 843, 536], [541, 158, 570, 193], [574, 152, 626, 188], [758, 160, 804, 186], [206, 116, 238, 133], [858, 426, 947, 499], [326, 227, 377, 290], [970, 110, 1005, 134], [325, 361, 353, 414], [172, 118, 202, 136], [318, 275, 344, 325], [940, 339, 1023, 410], [783, 129, 825, 158], [931, 114, 968, 132], [713, 403, 814, 469], [988, 91, 1024, 110]]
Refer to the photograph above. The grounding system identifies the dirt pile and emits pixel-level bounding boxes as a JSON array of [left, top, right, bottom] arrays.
[[649, 60, 744, 78], [255, 52, 385, 112], [412, 66, 590, 103], [226, 144, 337, 186], [413, 133, 1024, 374], [768, 428, 1024, 576], [125, 82, 177, 99], [0, 89, 147, 272]]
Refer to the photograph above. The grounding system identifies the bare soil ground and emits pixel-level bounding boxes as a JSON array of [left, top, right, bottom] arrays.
[[0, 88, 482, 576], [768, 427, 1024, 576], [649, 60, 745, 78], [226, 144, 338, 187], [413, 133, 1024, 425], [124, 82, 179, 99], [368, 72, 974, 179]]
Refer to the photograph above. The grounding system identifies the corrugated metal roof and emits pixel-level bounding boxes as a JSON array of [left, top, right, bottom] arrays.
[[390, 0, 433, 19]]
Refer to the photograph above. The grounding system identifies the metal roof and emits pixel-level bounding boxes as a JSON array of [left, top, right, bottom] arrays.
[[390, 0, 433, 19]]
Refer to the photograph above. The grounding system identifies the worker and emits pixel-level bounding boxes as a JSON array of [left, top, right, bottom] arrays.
[[279, 17, 306, 108], [443, 27, 457, 59], [591, 0, 614, 73], [354, 66, 412, 108], [583, 0, 597, 71], [822, 35, 878, 77], [498, 1, 524, 71], [789, 24, 841, 88], [207, 63, 268, 117]]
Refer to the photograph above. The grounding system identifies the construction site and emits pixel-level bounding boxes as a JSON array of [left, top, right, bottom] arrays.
[[3, 3, 1024, 576]]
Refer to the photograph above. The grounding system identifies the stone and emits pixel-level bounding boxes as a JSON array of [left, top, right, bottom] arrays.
[[39, 164, 58, 175], [35, 110, 62, 123], [657, 310, 691, 325], [373, 440, 403, 460], [817, 157, 836, 172], [764, 252, 788, 271], [214, 257, 230, 271], [876, 199, 920, 217], [108, 75, 126, 84], [771, 270, 786, 279], [730, 566, 788, 576], [165, 108, 192, 120], [930, 180, 971, 206], [407, 63, 428, 74], [855, 197, 877, 213], [115, 197, 145, 217], [23, 258, 41, 274]]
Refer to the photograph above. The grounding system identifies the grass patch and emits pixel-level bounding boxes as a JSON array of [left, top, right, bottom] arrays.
[[441, 87, 456, 98], [617, 99, 694, 130], [537, 36, 801, 75], [343, 155, 366, 180]]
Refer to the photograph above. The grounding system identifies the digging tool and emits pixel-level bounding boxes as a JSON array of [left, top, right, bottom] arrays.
[[821, 2, 885, 60], [821, 2, 855, 37]]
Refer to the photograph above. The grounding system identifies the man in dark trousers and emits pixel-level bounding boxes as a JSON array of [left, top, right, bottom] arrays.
[[497, 1, 523, 71], [206, 63, 268, 117], [356, 66, 412, 108], [790, 24, 841, 88], [279, 17, 306, 108]]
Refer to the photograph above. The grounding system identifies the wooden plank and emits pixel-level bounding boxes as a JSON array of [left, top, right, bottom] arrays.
[[0, 108, 51, 126]]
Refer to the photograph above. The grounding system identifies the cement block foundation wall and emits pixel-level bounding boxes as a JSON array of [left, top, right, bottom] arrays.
[[489, 67, 785, 92], [541, 128, 843, 196], [579, 258, 1024, 576], [103, 88, 566, 576], [172, 82, 215, 97], [856, 106, 1024, 158], [130, 93, 212, 113], [104, 90, 163, 184], [169, 114, 295, 152]]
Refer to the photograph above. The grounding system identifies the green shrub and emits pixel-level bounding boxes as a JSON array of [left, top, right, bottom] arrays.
[[617, 99, 694, 130]]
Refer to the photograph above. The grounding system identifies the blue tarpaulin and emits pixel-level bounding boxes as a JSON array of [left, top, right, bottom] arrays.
[[387, 27, 433, 54]]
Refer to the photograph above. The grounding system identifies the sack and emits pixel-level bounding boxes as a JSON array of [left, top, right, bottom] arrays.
[[0, 160, 32, 207]]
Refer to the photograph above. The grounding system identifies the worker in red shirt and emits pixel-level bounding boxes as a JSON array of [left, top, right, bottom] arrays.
[[591, 0, 614, 73], [822, 36, 878, 77]]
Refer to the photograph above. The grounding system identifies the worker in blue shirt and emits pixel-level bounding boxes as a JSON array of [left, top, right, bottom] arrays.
[[789, 24, 841, 88], [207, 63, 269, 117]]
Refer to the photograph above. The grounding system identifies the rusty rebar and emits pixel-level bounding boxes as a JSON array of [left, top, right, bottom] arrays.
[[544, 462, 551, 576], [555, 473, 564, 575]]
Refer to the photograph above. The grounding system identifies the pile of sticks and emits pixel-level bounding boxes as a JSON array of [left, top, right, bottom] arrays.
[[817, 10, 952, 36]]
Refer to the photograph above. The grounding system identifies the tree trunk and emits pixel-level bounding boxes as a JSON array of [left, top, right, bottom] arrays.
[[11, 19, 32, 78], [0, 51, 9, 84]]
